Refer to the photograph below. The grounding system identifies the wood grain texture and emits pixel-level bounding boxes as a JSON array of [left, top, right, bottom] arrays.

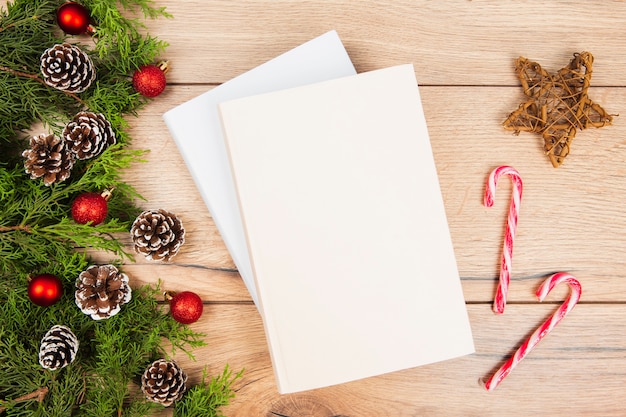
[[148, 0, 626, 86], [4, 0, 626, 415], [154, 304, 626, 417]]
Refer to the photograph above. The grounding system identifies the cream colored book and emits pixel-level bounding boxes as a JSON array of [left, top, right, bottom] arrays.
[[219, 64, 475, 394], [163, 31, 356, 307]]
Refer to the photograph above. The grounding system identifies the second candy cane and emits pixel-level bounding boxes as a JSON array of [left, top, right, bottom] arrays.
[[484, 272, 582, 390]]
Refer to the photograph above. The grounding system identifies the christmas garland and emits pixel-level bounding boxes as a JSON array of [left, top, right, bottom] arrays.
[[0, 1, 240, 416]]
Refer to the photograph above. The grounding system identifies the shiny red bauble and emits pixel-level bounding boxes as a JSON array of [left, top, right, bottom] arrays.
[[28, 274, 64, 306], [71, 192, 108, 225], [168, 291, 203, 324], [57, 2, 92, 35]]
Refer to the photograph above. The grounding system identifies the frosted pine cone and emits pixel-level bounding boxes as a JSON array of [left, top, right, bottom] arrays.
[[63, 111, 116, 160], [141, 359, 188, 406], [75, 264, 132, 320], [40, 43, 95, 93], [22, 133, 74, 186], [39, 325, 79, 370], [130, 209, 185, 262]]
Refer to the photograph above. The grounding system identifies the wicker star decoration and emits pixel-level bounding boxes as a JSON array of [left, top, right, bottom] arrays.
[[503, 52, 614, 167]]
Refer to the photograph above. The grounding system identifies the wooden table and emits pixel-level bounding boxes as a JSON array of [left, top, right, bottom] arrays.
[[29, 1, 626, 415]]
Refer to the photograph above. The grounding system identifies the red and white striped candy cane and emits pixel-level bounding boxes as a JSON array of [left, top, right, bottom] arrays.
[[484, 165, 523, 314], [484, 272, 582, 391]]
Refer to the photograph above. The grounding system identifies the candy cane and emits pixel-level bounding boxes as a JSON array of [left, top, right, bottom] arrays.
[[484, 272, 582, 391], [484, 165, 523, 314]]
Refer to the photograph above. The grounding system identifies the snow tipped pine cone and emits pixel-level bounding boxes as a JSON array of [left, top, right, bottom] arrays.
[[63, 111, 116, 160], [75, 264, 132, 320], [22, 133, 74, 186], [40, 43, 95, 93], [39, 325, 79, 371], [130, 209, 185, 262], [141, 359, 188, 406]]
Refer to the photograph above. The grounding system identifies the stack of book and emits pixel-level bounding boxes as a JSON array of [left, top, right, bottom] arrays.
[[163, 31, 474, 394]]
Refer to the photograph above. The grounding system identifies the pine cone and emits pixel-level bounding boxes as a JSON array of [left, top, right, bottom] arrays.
[[63, 111, 116, 160], [130, 209, 185, 262], [75, 264, 132, 320], [22, 133, 74, 186], [141, 359, 188, 406], [39, 325, 79, 371], [40, 43, 95, 93]]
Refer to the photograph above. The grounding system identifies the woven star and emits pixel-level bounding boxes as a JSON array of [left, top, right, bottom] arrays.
[[503, 52, 613, 167]]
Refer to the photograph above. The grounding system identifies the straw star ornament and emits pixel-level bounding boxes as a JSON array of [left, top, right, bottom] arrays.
[[503, 52, 613, 167]]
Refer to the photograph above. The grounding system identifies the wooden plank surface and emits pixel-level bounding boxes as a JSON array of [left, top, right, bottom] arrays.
[[165, 304, 625, 417], [5, 0, 626, 415]]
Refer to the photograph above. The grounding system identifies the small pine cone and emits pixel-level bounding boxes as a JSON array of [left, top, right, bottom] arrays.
[[22, 133, 74, 186], [39, 325, 79, 371], [141, 359, 188, 406], [63, 111, 116, 160], [75, 264, 132, 320], [130, 209, 185, 262], [40, 43, 95, 93]]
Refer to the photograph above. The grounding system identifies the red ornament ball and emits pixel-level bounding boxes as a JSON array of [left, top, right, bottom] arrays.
[[28, 274, 64, 307], [71, 192, 108, 225], [132, 63, 168, 98], [57, 2, 91, 35], [168, 291, 204, 324]]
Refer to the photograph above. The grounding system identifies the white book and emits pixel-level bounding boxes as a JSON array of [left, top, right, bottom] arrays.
[[219, 64, 475, 393], [163, 31, 356, 306]]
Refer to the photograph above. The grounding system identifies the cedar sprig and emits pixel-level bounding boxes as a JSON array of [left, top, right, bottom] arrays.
[[86, 0, 171, 74], [174, 366, 244, 417], [0, 145, 145, 277], [0, 1, 60, 68], [1, 0, 69, 147], [0, 278, 208, 416], [0, 1, 240, 415], [78, 282, 207, 416], [0, 0, 169, 150]]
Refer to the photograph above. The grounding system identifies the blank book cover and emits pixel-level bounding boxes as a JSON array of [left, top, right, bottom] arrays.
[[219, 64, 475, 393]]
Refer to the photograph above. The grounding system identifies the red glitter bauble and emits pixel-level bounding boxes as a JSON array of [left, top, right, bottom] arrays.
[[71, 192, 108, 226], [57, 2, 91, 35], [168, 291, 204, 324], [132, 63, 168, 98], [28, 274, 64, 307]]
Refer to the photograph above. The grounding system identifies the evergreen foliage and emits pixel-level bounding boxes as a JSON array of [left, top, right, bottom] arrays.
[[0, 1, 240, 415], [173, 366, 243, 417]]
